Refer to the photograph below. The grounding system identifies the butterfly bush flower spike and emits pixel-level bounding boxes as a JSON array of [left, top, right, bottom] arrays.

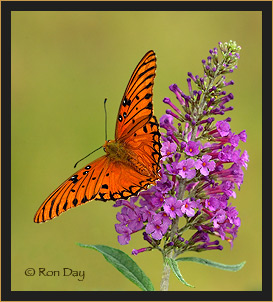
[[114, 41, 248, 289]]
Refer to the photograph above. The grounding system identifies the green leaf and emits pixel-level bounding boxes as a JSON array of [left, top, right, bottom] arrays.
[[77, 243, 154, 291], [176, 257, 246, 272], [166, 258, 194, 288]]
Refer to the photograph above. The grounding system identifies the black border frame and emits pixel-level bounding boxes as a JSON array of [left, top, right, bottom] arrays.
[[2, 1, 272, 301]]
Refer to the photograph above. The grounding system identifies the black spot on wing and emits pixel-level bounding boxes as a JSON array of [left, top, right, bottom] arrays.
[[146, 101, 153, 109], [145, 93, 152, 100], [70, 175, 79, 184], [146, 82, 152, 89], [122, 97, 131, 107]]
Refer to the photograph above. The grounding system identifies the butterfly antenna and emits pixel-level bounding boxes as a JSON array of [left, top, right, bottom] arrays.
[[74, 99, 107, 169], [74, 146, 103, 168], [104, 98, 107, 141]]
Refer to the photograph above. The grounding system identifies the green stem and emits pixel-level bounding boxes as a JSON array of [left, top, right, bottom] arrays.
[[177, 178, 186, 200], [160, 177, 187, 290], [160, 250, 174, 291]]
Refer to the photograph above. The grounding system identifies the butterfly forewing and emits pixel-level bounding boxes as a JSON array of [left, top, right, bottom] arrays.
[[34, 156, 109, 223], [115, 50, 156, 141]]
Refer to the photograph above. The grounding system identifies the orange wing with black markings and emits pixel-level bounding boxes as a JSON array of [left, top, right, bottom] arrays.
[[115, 50, 156, 141], [34, 156, 110, 222], [34, 50, 161, 223]]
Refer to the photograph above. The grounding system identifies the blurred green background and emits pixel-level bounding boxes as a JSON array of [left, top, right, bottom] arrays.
[[11, 11, 262, 291]]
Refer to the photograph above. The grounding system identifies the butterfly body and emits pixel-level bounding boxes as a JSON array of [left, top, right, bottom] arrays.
[[34, 50, 161, 223], [104, 139, 152, 177], [103, 140, 130, 162]]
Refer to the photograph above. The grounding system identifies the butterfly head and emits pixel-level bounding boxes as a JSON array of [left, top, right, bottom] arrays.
[[103, 140, 111, 151], [103, 139, 120, 155]]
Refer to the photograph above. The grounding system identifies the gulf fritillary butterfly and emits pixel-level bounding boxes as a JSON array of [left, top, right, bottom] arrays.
[[34, 50, 161, 223]]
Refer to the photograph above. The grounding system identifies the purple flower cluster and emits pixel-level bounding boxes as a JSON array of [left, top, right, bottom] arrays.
[[114, 41, 248, 256]]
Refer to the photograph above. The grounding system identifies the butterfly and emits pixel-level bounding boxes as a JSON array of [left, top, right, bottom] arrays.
[[34, 50, 161, 223]]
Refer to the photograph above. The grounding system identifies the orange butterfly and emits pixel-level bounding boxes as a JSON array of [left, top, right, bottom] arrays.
[[34, 50, 161, 223]]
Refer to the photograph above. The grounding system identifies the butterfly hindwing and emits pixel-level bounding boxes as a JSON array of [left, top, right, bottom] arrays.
[[94, 161, 155, 202], [115, 50, 156, 141], [95, 116, 161, 203], [124, 115, 161, 179]]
